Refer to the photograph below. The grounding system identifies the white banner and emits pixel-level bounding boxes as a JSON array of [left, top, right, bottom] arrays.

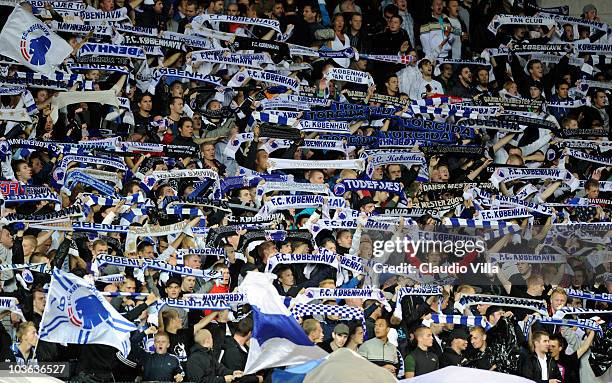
[[0, 6, 72, 76]]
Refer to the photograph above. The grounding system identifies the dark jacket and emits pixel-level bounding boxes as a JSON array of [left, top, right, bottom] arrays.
[[509, 52, 569, 99], [485, 316, 524, 375], [131, 331, 183, 382], [186, 344, 233, 383], [206, 321, 233, 360], [464, 348, 495, 370], [172, 135, 200, 151], [450, 81, 477, 98], [0, 324, 15, 362], [219, 337, 261, 383], [273, 279, 301, 298], [439, 347, 467, 367], [405, 347, 439, 376], [371, 28, 411, 77], [399, 295, 434, 335], [76, 344, 118, 379], [348, 30, 372, 55], [521, 353, 562, 383], [220, 336, 247, 371]]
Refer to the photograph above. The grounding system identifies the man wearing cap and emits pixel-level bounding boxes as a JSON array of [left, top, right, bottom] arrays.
[[156, 276, 188, 328], [357, 197, 376, 214], [485, 306, 525, 375], [582, 4, 599, 21], [321, 323, 350, 353], [439, 328, 469, 367], [529, 80, 545, 102]]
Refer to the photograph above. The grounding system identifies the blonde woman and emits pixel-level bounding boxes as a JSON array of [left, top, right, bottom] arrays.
[[12, 322, 38, 365]]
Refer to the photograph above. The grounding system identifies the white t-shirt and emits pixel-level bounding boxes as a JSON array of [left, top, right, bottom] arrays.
[[538, 355, 548, 381], [409, 77, 444, 100], [331, 34, 351, 68]]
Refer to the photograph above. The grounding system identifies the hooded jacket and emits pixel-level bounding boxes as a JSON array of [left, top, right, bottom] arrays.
[[186, 344, 233, 383]]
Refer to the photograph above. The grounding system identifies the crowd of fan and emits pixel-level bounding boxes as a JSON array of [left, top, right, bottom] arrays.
[[0, 0, 611, 382]]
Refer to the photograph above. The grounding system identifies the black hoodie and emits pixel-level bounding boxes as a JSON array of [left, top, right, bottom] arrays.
[[186, 343, 233, 383]]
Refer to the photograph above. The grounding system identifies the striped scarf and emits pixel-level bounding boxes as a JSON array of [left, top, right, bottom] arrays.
[[425, 314, 491, 330]]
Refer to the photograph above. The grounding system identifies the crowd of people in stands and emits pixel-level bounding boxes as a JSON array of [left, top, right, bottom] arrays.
[[0, 0, 610, 381]]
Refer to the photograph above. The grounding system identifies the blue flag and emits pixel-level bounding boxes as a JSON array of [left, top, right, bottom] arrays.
[[239, 272, 328, 374]]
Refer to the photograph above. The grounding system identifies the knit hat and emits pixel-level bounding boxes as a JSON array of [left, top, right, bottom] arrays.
[[582, 4, 597, 15], [333, 323, 350, 336]]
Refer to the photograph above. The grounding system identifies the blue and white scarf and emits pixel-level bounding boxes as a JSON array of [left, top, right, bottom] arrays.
[[259, 194, 347, 216], [182, 292, 245, 305], [564, 289, 612, 304], [425, 314, 491, 330], [393, 286, 443, 320], [231, 69, 299, 91], [0, 297, 25, 321], [324, 68, 374, 86], [490, 167, 580, 191], [363, 150, 428, 180], [523, 315, 603, 339], [191, 50, 271, 69], [333, 179, 404, 197], [455, 294, 548, 315], [0, 262, 49, 273], [265, 251, 339, 273], [310, 219, 400, 236], [291, 303, 366, 336], [295, 120, 350, 133], [488, 253, 566, 264], [255, 181, 329, 204], [157, 297, 230, 310], [79, 42, 145, 59]]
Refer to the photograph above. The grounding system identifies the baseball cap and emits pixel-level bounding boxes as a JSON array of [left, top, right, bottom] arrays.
[[333, 323, 349, 336], [529, 80, 543, 91], [166, 276, 182, 287], [485, 305, 503, 317], [357, 196, 375, 209], [449, 328, 469, 341], [582, 4, 597, 14], [378, 273, 396, 288]]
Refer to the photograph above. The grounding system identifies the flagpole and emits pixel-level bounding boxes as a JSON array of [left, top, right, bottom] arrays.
[[33, 269, 55, 364]]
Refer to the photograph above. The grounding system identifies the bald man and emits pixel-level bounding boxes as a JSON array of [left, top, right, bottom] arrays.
[[186, 329, 243, 383]]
